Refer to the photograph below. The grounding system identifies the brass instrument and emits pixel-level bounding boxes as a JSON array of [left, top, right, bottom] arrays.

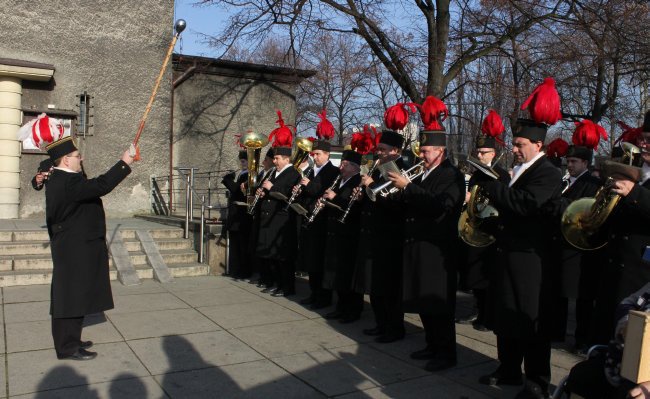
[[305, 175, 342, 224], [242, 131, 270, 210], [247, 167, 275, 215], [290, 137, 313, 170], [458, 157, 501, 247], [561, 142, 642, 250], [366, 161, 425, 201], [338, 159, 380, 223]]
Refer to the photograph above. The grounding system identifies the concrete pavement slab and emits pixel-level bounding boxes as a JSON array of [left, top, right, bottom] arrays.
[[197, 300, 306, 330], [7, 342, 150, 396], [4, 301, 49, 323], [109, 279, 168, 296], [154, 359, 324, 398], [0, 355, 6, 397], [107, 292, 189, 315], [6, 319, 122, 353], [161, 276, 232, 292], [272, 344, 429, 397], [128, 331, 264, 375], [11, 376, 167, 399], [107, 308, 220, 340], [3, 284, 49, 303], [439, 360, 521, 399], [230, 319, 358, 358], [171, 286, 263, 307]]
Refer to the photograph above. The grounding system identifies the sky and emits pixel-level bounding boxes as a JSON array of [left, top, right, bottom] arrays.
[[173, 0, 224, 57]]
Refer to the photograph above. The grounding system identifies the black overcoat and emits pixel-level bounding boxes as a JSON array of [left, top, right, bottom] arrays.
[[352, 158, 407, 295], [46, 161, 131, 318], [255, 166, 301, 261], [222, 170, 252, 232], [481, 155, 561, 339], [460, 164, 510, 289], [397, 159, 465, 315], [296, 162, 340, 273], [551, 172, 602, 298], [323, 173, 362, 290]]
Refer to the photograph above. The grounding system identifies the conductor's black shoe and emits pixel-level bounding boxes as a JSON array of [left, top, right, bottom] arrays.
[[424, 357, 457, 372], [299, 296, 315, 305], [478, 369, 523, 386], [455, 313, 478, 325], [362, 326, 384, 336], [410, 346, 437, 360], [57, 348, 97, 361], [374, 332, 405, 344], [80, 341, 93, 349], [324, 310, 343, 320]]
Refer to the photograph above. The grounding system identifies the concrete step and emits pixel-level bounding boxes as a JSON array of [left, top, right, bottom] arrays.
[[2, 250, 198, 271], [12, 230, 49, 241], [0, 231, 12, 242], [0, 263, 209, 287], [123, 238, 193, 252], [0, 241, 51, 256], [7, 228, 184, 242]]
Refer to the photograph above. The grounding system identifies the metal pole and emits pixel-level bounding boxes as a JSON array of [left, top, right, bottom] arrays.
[[189, 168, 195, 222], [199, 196, 205, 263], [184, 173, 190, 239]]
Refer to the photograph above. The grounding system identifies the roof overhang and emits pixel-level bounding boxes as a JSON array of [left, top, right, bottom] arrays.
[[0, 58, 55, 82]]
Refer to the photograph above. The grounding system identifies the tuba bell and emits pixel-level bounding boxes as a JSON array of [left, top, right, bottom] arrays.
[[560, 142, 642, 250], [290, 137, 314, 171], [241, 131, 269, 207]]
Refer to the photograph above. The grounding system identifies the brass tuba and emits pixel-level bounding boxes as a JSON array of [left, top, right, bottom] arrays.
[[290, 137, 314, 171], [560, 142, 642, 250], [241, 131, 269, 207]]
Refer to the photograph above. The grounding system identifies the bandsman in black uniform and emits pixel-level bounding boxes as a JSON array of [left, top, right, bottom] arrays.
[[295, 140, 340, 308], [322, 150, 364, 323], [458, 111, 510, 332], [353, 130, 407, 343], [32, 158, 54, 191], [592, 111, 650, 344], [255, 145, 301, 297], [45, 136, 136, 360], [221, 150, 252, 278], [388, 128, 465, 372], [477, 113, 562, 398], [548, 122, 603, 352]]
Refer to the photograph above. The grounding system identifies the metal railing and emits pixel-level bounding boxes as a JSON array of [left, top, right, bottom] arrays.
[[150, 168, 233, 263]]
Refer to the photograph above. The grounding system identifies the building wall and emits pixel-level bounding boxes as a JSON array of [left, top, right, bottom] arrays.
[[0, 0, 174, 218]]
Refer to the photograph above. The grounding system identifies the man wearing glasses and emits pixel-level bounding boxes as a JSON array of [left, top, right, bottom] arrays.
[[45, 136, 136, 361]]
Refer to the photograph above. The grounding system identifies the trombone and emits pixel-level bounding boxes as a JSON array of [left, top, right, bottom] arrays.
[[365, 161, 425, 201]]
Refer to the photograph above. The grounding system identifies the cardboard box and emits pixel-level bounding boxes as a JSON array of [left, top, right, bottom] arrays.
[[621, 310, 650, 383]]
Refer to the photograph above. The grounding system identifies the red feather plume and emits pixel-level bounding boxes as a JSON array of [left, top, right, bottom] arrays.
[[419, 96, 448, 131], [351, 125, 377, 155], [572, 120, 608, 150], [520, 77, 562, 125], [615, 121, 643, 145], [384, 102, 418, 131], [316, 109, 335, 140], [269, 110, 294, 147], [481, 109, 505, 145], [546, 138, 569, 158]]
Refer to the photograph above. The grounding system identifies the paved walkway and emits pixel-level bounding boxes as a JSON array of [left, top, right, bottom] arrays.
[[0, 218, 176, 233], [0, 275, 583, 398]]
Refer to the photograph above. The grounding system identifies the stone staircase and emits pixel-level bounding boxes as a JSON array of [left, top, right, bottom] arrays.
[[0, 227, 209, 287]]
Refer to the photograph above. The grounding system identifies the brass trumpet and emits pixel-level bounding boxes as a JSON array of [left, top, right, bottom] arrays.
[[366, 161, 425, 201]]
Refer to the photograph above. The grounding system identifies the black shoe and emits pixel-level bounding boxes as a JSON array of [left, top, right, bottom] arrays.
[[256, 282, 265, 288], [270, 289, 285, 297], [424, 357, 457, 372], [339, 314, 360, 324], [472, 321, 490, 332], [261, 286, 274, 293], [374, 332, 405, 344], [410, 347, 437, 360], [514, 380, 550, 399], [310, 301, 332, 310], [456, 313, 478, 325], [57, 348, 97, 361], [80, 341, 93, 349], [478, 369, 523, 386], [324, 310, 343, 320], [362, 326, 384, 336], [299, 296, 315, 305]]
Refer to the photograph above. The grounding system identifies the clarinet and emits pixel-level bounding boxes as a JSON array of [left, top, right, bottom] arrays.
[[305, 175, 342, 224], [284, 165, 314, 211], [247, 167, 276, 215], [561, 171, 571, 194], [338, 159, 380, 223]]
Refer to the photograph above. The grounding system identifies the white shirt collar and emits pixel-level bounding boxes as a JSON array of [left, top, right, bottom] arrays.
[[509, 151, 546, 187], [569, 169, 588, 185], [313, 161, 329, 177], [421, 163, 439, 182], [340, 172, 359, 188], [53, 166, 79, 174], [274, 163, 293, 178]]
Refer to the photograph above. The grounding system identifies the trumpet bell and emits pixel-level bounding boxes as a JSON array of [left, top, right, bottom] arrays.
[[560, 197, 608, 250], [458, 210, 495, 247]]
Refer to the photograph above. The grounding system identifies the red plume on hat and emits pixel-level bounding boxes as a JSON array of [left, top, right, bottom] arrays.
[[481, 109, 505, 145], [520, 77, 562, 125], [351, 125, 376, 155], [384, 102, 418, 131], [572, 120, 607, 150], [546, 138, 569, 158], [419, 96, 448, 131], [269, 110, 294, 147], [16, 113, 64, 149], [615, 121, 642, 145], [316, 109, 335, 140]]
